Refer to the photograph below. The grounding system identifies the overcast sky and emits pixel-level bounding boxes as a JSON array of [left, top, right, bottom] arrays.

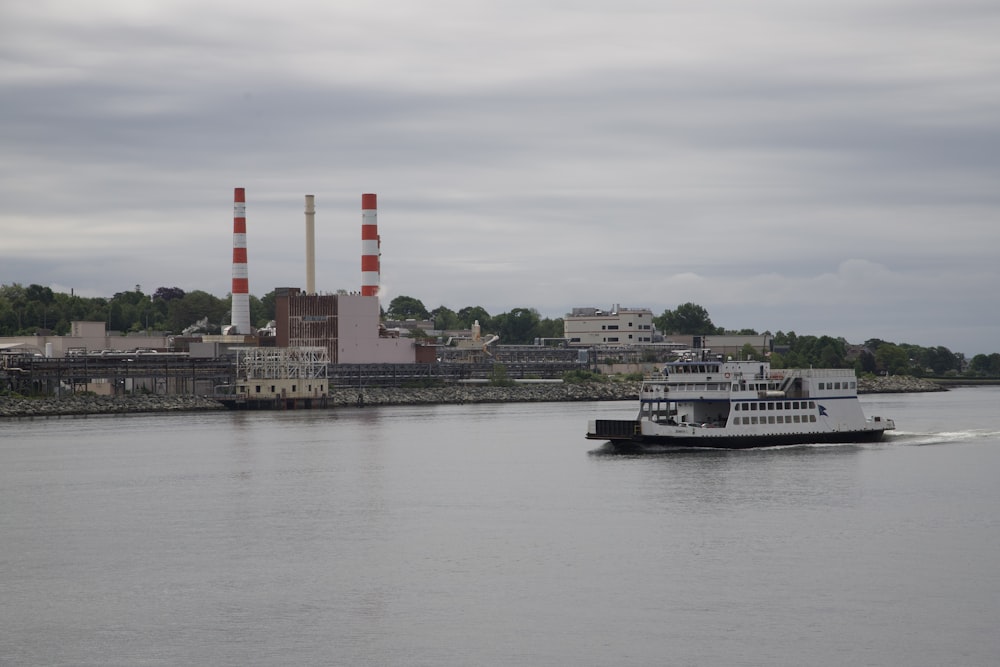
[[3, 1, 999, 355]]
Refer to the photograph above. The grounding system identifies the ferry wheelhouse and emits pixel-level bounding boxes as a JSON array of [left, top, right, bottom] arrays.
[[587, 359, 894, 450]]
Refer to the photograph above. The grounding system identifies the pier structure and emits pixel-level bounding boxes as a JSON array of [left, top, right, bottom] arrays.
[[217, 347, 331, 409]]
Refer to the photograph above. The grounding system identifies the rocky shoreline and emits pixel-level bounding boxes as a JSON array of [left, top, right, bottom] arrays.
[[0, 375, 945, 418], [857, 375, 945, 394], [0, 394, 226, 418]]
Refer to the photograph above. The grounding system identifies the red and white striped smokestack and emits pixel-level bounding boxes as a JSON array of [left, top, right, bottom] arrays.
[[231, 187, 252, 334], [361, 193, 380, 297]]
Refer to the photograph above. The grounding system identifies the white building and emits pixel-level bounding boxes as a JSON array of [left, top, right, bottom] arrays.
[[564, 306, 655, 346]]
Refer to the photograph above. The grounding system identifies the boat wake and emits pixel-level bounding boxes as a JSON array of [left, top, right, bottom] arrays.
[[884, 429, 999, 447]]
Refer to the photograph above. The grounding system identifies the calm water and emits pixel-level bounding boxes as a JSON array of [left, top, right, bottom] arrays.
[[3, 387, 999, 666]]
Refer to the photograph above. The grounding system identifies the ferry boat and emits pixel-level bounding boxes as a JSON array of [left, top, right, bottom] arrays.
[[587, 358, 894, 450]]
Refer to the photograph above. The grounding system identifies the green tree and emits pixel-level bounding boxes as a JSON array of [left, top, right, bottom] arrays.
[[153, 286, 185, 302], [874, 343, 909, 375], [25, 284, 55, 304], [968, 353, 1000, 376], [386, 295, 429, 320], [654, 302, 716, 335], [535, 317, 564, 340], [259, 290, 277, 324], [249, 294, 268, 328], [167, 290, 227, 333], [489, 363, 515, 386], [457, 306, 491, 330], [855, 348, 878, 375], [430, 305, 460, 331], [492, 308, 541, 345]]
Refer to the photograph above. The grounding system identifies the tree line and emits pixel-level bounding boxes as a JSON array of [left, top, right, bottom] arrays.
[[2, 284, 998, 376], [653, 301, 1000, 377], [0, 283, 273, 337]]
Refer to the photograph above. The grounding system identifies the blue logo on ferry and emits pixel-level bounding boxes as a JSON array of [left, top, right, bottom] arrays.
[[818, 405, 829, 417]]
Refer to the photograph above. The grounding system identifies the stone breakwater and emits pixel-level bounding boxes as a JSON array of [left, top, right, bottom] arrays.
[[0, 394, 225, 418], [334, 382, 641, 407], [1, 375, 943, 418], [857, 375, 945, 394]]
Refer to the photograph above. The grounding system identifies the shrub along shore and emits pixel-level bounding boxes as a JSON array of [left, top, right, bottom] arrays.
[[0, 375, 944, 419]]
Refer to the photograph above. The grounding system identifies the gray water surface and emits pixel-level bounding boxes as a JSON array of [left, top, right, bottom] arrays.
[[3, 388, 999, 666]]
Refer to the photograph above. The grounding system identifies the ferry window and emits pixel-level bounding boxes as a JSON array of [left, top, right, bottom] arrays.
[[784, 401, 791, 409], [767, 402, 774, 410], [751, 417, 758, 424], [750, 403, 757, 411], [734, 403, 740, 411], [793, 401, 800, 409], [768, 416, 776, 424], [850, 381, 856, 389], [793, 415, 801, 423], [777, 416, 784, 423], [733, 384, 739, 391], [809, 415, 817, 422], [809, 401, 815, 409], [819, 383, 825, 390], [834, 382, 840, 390]]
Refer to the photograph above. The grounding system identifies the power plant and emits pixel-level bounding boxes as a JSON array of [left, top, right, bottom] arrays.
[[217, 189, 419, 407], [0, 187, 584, 404]]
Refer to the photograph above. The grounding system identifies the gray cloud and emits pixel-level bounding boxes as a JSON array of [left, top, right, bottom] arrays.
[[2, 1, 999, 354]]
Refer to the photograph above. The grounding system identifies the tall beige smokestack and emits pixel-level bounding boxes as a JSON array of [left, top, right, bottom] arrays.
[[305, 194, 316, 295]]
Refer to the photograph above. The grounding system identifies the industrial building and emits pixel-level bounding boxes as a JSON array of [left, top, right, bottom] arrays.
[[563, 306, 656, 346], [274, 288, 416, 364]]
